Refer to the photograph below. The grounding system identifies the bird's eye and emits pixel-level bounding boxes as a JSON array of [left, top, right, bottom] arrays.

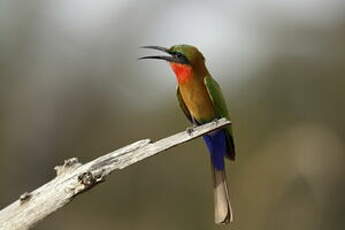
[[174, 52, 183, 58], [172, 52, 189, 64]]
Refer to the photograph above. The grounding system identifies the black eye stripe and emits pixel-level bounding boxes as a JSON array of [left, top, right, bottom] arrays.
[[171, 51, 183, 57], [171, 52, 189, 64]]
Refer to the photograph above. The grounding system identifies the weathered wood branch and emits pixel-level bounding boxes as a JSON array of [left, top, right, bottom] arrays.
[[0, 118, 231, 230]]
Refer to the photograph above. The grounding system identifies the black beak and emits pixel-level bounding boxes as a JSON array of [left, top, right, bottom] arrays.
[[139, 46, 188, 64]]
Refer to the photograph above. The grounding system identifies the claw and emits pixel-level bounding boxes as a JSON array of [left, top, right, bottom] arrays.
[[186, 124, 198, 136], [212, 118, 219, 125], [186, 127, 194, 135]]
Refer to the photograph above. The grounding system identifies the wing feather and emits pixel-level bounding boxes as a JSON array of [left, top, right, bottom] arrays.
[[204, 75, 236, 160]]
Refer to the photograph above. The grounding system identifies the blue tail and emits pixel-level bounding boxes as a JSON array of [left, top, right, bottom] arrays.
[[203, 129, 229, 170]]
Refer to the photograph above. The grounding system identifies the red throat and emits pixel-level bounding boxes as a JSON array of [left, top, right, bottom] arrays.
[[170, 63, 193, 84]]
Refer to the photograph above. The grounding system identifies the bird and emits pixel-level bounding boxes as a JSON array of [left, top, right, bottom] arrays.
[[139, 44, 235, 224]]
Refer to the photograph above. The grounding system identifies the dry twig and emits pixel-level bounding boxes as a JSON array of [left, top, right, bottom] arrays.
[[0, 118, 231, 230]]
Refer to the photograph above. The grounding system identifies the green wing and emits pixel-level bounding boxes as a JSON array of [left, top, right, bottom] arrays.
[[204, 75, 236, 160], [176, 86, 194, 123], [203, 75, 230, 119]]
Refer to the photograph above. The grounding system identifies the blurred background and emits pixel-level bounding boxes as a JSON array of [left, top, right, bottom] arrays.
[[1, 0, 345, 229]]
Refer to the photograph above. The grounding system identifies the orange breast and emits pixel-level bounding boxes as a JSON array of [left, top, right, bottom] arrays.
[[179, 77, 216, 123]]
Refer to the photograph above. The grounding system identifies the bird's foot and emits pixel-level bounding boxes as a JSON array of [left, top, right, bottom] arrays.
[[212, 118, 220, 125], [186, 124, 198, 136]]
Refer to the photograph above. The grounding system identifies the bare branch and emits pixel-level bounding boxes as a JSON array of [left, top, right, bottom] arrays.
[[0, 118, 231, 230]]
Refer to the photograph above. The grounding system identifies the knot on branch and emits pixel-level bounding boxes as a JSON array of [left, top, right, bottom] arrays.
[[78, 171, 96, 187], [74, 170, 105, 195]]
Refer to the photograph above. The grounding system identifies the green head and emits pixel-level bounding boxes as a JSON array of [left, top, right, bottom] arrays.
[[169, 44, 205, 65], [139, 44, 205, 66]]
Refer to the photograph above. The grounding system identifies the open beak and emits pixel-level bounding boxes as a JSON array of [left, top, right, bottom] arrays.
[[139, 46, 179, 63]]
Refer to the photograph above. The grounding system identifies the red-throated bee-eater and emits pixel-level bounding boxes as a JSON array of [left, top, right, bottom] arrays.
[[140, 44, 235, 224]]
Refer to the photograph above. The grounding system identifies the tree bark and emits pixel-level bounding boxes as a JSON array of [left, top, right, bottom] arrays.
[[0, 118, 231, 230]]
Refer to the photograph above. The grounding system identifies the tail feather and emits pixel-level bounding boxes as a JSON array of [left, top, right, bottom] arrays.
[[225, 128, 236, 161], [203, 129, 234, 224], [213, 166, 233, 224]]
